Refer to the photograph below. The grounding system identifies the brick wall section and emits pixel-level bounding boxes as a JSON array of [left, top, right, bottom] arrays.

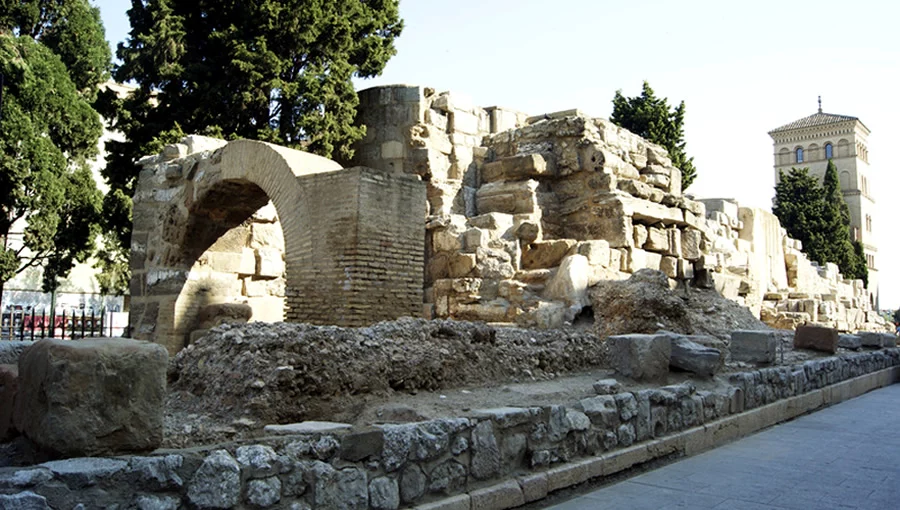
[[286, 167, 426, 325]]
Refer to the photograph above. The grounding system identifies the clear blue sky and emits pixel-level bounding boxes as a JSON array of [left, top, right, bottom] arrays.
[[93, 0, 899, 310]]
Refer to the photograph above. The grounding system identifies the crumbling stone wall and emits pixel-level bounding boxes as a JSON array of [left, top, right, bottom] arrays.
[[130, 137, 426, 353], [351, 85, 885, 333], [4, 349, 898, 509]]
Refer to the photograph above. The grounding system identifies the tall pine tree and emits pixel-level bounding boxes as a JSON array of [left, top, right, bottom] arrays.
[[611, 81, 697, 190]]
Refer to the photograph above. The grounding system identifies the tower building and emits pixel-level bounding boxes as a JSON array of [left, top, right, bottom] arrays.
[[768, 99, 878, 308]]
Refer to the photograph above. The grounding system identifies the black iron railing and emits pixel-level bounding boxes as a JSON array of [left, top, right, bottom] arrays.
[[0, 309, 117, 341]]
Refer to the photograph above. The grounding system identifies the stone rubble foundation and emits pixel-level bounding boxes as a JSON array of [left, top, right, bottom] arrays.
[[3, 348, 898, 509]]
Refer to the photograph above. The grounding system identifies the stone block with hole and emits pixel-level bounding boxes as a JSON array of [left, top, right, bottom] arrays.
[[13, 338, 168, 457]]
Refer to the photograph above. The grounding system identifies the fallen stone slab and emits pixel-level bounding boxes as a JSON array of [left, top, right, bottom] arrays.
[[263, 421, 352, 435], [859, 332, 898, 348], [668, 335, 722, 378], [13, 338, 168, 457], [731, 330, 777, 364], [838, 334, 862, 350], [794, 325, 838, 354], [607, 334, 671, 382], [0, 364, 18, 440]]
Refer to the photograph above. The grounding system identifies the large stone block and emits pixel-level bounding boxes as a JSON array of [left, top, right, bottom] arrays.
[[730, 330, 777, 364], [608, 334, 671, 382], [476, 180, 539, 215], [859, 332, 897, 348], [0, 364, 18, 440], [837, 334, 862, 350], [544, 255, 590, 308], [481, 153, 554, 183], [14, 338, 168, 457], [794, 325, 838, 354], [522, 240, 576, 270], [668, 336, 721, 378]]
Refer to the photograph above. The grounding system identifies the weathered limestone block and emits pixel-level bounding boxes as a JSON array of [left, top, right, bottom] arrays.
[[476, 180, 539, 215], [608, 334, 671, 382], [681, 229, 702, 261], [522, 240, 577, 270], [794, 325, 838, 354], [645, 227, 668, 252], [576, 240, 610, 267], [256, 247, 285, 278], [668, 336, 722, 378], [448, 253, 476, 278], [481, 153, 554, 182], [250, 223, 284, 249], [14, 338, 168, 457], [617, 179, 653, 200], [196, 303, 253, 330], [666, 228, 681, 257], [633, 224, 648, 248], [563, 193, 635, 246], [0, 364, 18, 440], [730, 330, 777, 364], [659, 256, 678, 278], [544, 255, 590, 308]]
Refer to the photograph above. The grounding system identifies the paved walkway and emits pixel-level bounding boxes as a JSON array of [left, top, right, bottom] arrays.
[[545, 384, 900, 509]]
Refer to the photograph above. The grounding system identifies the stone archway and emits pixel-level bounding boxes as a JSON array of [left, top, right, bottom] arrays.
[[129, 137, 426, 354]]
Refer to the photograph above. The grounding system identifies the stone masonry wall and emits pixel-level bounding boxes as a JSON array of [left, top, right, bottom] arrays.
[[4, 349, 898, 509], [351, 86, 886, 333], [130, 137, 426, 353]]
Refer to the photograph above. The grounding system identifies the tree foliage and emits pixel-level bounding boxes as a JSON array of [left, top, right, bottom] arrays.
[[98, 0, 403, 271], [773, 162, 868, 286], [611, 81, 697, 190], [0, 19, 107, 304], [1, 0, 111, 100]]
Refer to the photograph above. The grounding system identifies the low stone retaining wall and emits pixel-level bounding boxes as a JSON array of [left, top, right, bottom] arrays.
[[3, 349, 898, 510]]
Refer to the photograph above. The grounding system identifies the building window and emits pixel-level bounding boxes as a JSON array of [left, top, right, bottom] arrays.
[[825, 143, 833, 159], [796, 147, 804, 163]]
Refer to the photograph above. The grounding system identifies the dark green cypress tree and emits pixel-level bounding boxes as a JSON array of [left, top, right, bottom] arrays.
[[773, 162, 867, 285], [611, 81, 697, 190]]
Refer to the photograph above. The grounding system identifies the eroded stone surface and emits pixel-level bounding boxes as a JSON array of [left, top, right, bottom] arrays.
[[14, 338, 167, 457]]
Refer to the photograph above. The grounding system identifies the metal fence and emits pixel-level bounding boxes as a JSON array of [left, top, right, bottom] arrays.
[[0, 309, 127, 341]]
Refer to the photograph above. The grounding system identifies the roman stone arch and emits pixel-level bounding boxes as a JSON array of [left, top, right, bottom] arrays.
[[129, 137, 426, 354]]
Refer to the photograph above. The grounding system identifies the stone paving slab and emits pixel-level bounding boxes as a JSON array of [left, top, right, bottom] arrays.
[[545, 384, 900, 510]]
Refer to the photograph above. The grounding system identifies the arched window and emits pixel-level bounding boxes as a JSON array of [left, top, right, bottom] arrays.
[[779, 148, 790, 165], [825, 143, 833, 159], [795, 147, 804, 163]]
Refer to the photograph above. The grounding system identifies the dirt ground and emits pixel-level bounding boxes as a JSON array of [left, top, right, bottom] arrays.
[[162, 319, 831, 449]]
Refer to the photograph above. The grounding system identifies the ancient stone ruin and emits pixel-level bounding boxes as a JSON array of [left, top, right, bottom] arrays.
[[2, 84, 892, 510], [129, 138, 426, 353], [129, 84, 885, 348]]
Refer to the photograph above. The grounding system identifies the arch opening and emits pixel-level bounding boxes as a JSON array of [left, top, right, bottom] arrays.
[[172, 179, 287, 350]]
